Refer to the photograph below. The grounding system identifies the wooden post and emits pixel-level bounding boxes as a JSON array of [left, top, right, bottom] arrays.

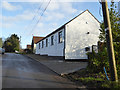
[[101, 0, 118, 82]]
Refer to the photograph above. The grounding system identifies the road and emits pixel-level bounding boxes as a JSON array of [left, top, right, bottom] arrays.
[[2, 53, 78, 88]]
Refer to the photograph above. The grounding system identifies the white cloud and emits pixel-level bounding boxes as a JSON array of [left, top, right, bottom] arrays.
[[61, 3, 77, 14], [0, 21, 14, 28], [2, 10, 34, 23], [47, 1, 59, 11], [0, 15, 14, 28], [1, 10, 35, 29], [17, 10, 34, 20], [46, 2, 77, 14], [33, 26, 56, 37], [37, 22, 44, 27], [44, 12, 65, 21], [51, 23, 58, 27], [2, 1, 22, 11], [1, 1, 82, 49], [2, 2, 80, 47], [30, 2, 78, 40], [2, 0, 106, 2], [39, 2, 78, 24], [1, 2, 79, 30], [3, 23, 14, 28]]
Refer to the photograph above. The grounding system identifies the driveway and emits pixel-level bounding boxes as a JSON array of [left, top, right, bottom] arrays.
[[26, 54, 88, 75], [2, 53, 78, 88]]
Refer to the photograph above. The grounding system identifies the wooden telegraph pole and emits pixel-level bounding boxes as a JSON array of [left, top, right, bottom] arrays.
[[101, 0, 118, 82]]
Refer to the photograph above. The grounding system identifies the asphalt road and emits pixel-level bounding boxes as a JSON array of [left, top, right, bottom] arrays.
[[2, 53, 78, 88]]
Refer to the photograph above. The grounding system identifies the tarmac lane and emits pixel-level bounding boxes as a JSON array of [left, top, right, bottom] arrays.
[[2, 53, 78, 88]]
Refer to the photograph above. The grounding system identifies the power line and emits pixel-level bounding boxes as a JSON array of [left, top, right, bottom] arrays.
[[23, 0, 51, 43], [32, 1, 44, 21], [26, 0, 51, 37], [23, 1, 44, 35]]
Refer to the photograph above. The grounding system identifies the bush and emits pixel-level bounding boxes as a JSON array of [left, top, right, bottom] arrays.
[[87, 47, 109, 73], [87, 43, 120, 79]]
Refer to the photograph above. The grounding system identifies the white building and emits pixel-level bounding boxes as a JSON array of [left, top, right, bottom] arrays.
[[36, 10, 100, 60]]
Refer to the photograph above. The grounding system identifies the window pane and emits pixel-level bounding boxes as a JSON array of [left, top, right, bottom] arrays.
[[59, 31, 62, 43], [42, 41, 44, 48], [46, 39, 48, 47], [39, 43, 40, 49]]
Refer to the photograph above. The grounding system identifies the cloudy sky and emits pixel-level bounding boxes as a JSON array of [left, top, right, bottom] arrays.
[[1, 0, 119, 48]]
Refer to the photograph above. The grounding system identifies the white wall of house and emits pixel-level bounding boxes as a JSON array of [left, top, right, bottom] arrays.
[[65, 11, 100, 59], [36, 10, 100, 60], [36, 28, 65, 56], [36, 44, 39, 54], [33, 44, 36, 53]]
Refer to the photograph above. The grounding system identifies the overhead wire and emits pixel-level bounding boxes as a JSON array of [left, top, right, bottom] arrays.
[[23, 1, 44, 34], [32, 1, 44, 21], [26, 0, 51, 37], [21, 1, 44, 47], [98, 0, 103, 17], [23, 0, 51, 44]]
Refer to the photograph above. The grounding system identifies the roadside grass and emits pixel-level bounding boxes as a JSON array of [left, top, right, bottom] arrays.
[[63, 68, 120, 89]]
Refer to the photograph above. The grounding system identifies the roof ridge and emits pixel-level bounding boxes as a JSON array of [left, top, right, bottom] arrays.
[[36, 9, 100, 44]]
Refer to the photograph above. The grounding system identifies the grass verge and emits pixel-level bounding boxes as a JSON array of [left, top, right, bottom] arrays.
[[62, 68, 120, 89]]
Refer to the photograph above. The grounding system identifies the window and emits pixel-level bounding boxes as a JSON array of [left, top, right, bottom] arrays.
[[39, 43, 40, 49], [85, 47, 90, 52], [46, 39, 48, 47], [86, 32, 90, 34], [92, 45, 98, 53], [51, 35, 54, 45], [58, 31, 62, 43], [42, 41, 44, 48]]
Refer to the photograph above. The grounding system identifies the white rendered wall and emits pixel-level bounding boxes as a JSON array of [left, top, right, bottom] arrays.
[[65, 11, 100, 59], [36, 28, 65, 56], [36, 44, 39, 54], [33, 44, 36, 53]]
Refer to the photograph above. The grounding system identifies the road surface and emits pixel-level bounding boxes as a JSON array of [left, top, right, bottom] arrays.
[[2, 53, 78, 88]]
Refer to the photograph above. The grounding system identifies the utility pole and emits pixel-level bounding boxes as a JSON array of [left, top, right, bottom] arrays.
[[101, 0, 118, 82]]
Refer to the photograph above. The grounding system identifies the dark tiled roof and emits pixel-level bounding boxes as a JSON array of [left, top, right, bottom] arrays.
[[33, 36, 44, 44], [27, 45, 31, 49]]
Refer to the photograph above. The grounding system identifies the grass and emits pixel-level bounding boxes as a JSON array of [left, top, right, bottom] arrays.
[[63, 68, 120, 89]]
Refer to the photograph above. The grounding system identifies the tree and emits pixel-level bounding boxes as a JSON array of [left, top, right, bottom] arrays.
[[88, 1, 120, 77], [3, 34, 20, 52], [99, 2, 120, 59], [0, 38, 2, 48], [99, 1, 120, 42], [99, 1, 120, 76]]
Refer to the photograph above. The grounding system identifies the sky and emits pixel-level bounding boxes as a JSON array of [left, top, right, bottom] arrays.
[[1, 0, 120, 49], [118, 1, 120, 14]]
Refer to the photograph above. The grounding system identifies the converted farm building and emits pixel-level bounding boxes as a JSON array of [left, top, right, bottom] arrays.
[[36, 10, 100, 60], [31, 36, 44, 53]]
